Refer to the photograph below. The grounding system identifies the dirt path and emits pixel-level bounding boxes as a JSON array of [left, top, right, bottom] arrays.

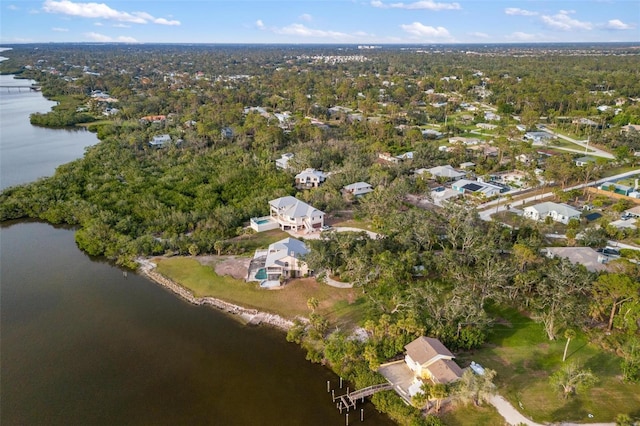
[[195, 255, 250, 280]]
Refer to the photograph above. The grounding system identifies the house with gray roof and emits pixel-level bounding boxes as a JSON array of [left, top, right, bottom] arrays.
[[269, 196, 324, 232], [342, 182, 373, 197], [295, 168, 327, 189], [248, 238, 310, 287], [416, 165, 466, 182], [451, 179, 502, 197], [523, 202, 581, 224]]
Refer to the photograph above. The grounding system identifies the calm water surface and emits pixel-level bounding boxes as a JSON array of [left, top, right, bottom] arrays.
[[0, 74, 97, 190], [0, 74, 394, 425]]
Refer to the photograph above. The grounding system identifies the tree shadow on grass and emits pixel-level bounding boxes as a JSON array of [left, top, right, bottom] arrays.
[[564, 340, 589, 361], [550, 397, 589, 423]]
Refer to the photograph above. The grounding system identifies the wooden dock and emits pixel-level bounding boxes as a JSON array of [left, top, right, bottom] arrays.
[[334, 383, 393, 411]]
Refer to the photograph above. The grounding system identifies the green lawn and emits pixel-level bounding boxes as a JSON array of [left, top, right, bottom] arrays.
[[439, 404, 506, 426], [602, 165, 639, 178], [155, 256, 367, 329], [226, 229, 290, 254], [457, 305, 640, 424], [332, 219, 375, 231]]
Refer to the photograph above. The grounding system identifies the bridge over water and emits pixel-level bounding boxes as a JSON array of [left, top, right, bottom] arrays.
[[0, 85, 41, 92]]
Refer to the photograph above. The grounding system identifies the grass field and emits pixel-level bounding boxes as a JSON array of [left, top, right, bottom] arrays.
[[226, 229, 290, 253], [155, 257, 367, 330], [439, 404, 506, 426], [457, 305, 640, 423]]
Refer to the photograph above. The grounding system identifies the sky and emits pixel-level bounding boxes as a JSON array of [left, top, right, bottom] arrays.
[[1, 0, 638, 44]]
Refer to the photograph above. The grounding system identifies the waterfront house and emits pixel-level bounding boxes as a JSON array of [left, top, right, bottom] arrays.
[[268, 196, 324, 232], [404, 337, 463, 385], [523, 202, 581, 224], [342, 182, 374, 197], [295, 168, 327, 189], [248, 238, 310, 286]]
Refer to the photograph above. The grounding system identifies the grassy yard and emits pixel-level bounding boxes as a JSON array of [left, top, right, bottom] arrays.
[[602, 165, 640, 178], [439, 404, 506, 426], [332, 219, 375, 231], [457, 305, 640, 424], [155, 256, 367, 330], [226, 228, 290, 253]]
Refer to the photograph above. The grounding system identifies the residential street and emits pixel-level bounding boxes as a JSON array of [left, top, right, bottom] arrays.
[[477, 169, 640, 221], [538, 125, 615, 159]]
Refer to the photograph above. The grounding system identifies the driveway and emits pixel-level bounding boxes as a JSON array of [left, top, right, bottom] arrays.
[[489, 394, 615, 426]]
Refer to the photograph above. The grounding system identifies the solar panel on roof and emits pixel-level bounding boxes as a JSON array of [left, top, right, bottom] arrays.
[[463, 183, 483, 192]]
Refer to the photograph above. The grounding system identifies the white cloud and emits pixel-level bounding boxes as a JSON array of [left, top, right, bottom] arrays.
[[506, 31, 537, 41], [400, 22, 451, 39], [153, 17, 180, 26], [299, 13, 312, 22], [84, 31, 112, 41], [371, 0, 460, 11], [7, 4, 19, 10], [94, 21, 103, 26], [273, 23, 350, 39], [468, 31, 489, 39], [541, 10, 592, 31], [505, 7, 538, 16], [117, 35, 137, 43], [43, 0, 180, 25], [52, 27, 69, 32], [602, 19, 634, 30], [256, 19, 265, 30], [83, 32, 137, 42]]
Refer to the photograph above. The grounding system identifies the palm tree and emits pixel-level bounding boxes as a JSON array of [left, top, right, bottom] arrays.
[[306, 297, 319, 313], [562, 329, 576, 362]]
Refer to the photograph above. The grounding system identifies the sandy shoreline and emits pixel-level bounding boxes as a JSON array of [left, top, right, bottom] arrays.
[[136, 258, 295, 331]]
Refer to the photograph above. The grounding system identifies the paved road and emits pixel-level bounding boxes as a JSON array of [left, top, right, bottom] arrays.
[[477, 169, 640, 221], [537, 125, 614, 159], [490, 394, 615, 426]]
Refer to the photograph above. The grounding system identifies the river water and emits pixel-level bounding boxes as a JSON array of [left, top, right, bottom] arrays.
[[0, 73, 394, 425]]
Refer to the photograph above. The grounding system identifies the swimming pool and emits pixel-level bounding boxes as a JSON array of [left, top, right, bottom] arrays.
[[255, 268, 267, 279]]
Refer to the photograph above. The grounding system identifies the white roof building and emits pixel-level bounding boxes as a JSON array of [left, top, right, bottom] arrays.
[[342, 181, 374, 197], [295, 168, 328, 189], [523, 202, 581, 224], [276, 153, 294, 170], [417, 165, 466, 181], [269, 196, 325, 232]]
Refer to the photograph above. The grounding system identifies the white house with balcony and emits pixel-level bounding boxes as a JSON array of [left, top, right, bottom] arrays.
[[295, 168, 328, 189], [248, 238, 310, 287], [269, 196, 324, 233]]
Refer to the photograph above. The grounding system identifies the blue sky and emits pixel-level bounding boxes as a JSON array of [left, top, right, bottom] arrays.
[[1, 0, 638, 44]]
